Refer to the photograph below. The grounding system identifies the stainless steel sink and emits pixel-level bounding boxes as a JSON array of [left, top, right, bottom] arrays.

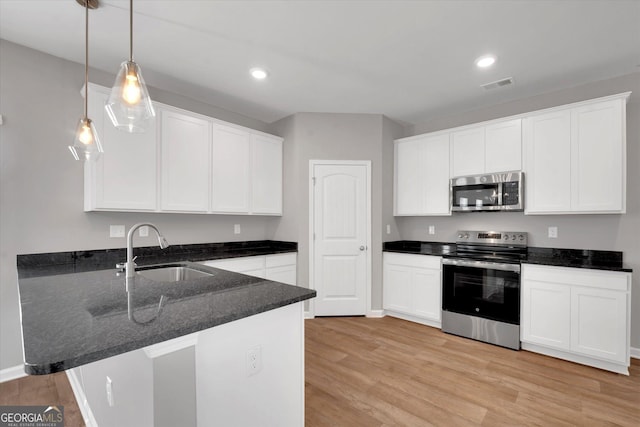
[[137, 265, 214, 282]]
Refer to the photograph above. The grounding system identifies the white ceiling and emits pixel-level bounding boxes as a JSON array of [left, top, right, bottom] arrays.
[[1, 0, 639, 124]]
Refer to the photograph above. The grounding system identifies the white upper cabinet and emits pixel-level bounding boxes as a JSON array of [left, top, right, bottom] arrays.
[[451, 126, 485, 177], [211, 125, 251, 213], [523, 110, 572, 213], [524, 94, 628, 214], [251, 134, 283, 215], [84, 85, 157, 211], [394, 133, 450, 216], [451, 118, 522, 177], [84, 83, 283, 215], [484, 119, 522, 173], [571, 99, 624, 212], [161, 108, 211, 212]]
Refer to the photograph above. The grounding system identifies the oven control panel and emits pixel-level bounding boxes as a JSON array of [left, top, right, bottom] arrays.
[[456, 230, 527, 246]]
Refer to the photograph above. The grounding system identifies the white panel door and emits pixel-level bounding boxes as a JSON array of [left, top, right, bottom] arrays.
[[451, 126, 485, 177], [485, 119, 522, 173], [266, 265, 297, 286], [521, 279, 571, 350], [313, 163, 368, 316], [523, 110, 572, 213], [86, 89, 157, 211], [412, 267, 442, 322], [394, 139, 423, 215], [423, 134, 451, 215], [160, 109, 210, 212], [571, 286, 628, 363], [571, 99, 624, 212], [251, 134, 283, 214], [211, 125, 251, 213], [383, 263, 412, 313]]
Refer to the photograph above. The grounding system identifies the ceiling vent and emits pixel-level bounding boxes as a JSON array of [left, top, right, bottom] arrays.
[[481, 77, 514, 90]]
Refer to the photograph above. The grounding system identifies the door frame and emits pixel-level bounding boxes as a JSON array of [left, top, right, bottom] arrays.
[[308, 160, 372, 318]]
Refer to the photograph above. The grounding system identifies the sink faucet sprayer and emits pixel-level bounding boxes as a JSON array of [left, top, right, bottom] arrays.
[[125, 223, 170, 278]]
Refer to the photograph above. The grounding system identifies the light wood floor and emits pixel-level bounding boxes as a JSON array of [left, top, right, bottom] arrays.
[[305, 316, 640, 427], [2, 316, 639, 426], [0, 370, 85, 427]]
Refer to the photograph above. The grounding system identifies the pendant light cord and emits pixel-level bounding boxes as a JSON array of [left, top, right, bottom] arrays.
[[84, 0, 89, 119], [129, 0, 133, 61]]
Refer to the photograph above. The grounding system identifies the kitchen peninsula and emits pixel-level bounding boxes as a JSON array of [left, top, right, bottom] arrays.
[[16, 241, 314, 427]]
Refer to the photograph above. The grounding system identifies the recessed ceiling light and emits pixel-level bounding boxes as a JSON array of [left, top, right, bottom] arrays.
[[250, 68, 268, 80], [475, 55, 496, 68]]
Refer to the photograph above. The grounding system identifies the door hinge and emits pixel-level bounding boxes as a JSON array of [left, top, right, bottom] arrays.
[[312, 176, 316, 185], [313, 233, 316, 241]]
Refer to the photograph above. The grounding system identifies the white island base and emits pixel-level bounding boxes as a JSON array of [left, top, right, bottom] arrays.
[[67, 302, 305, 427]]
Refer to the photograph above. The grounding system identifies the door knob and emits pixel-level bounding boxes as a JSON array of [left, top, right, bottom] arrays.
[[359, 246, 366, 251]]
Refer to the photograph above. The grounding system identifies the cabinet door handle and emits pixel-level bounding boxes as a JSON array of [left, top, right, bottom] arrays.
[[359, 246, 366, 251]]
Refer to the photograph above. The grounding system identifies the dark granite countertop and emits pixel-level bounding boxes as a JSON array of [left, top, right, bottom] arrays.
[[383, 241, 632, 272], [16, 241, 315, 375], [17, 240, 297, 278]]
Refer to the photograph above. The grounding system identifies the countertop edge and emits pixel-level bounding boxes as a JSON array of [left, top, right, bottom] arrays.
[[382, 242, 632, 273], [23, 287, 315, 375]]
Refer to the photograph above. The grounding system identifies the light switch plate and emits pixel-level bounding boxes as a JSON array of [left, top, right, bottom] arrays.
[[139, 226, 149, 237], [234, 224, 241, 234], [548, 226, 558, 238], [428, 225, 436, 235], [110, 225, 125, 238]]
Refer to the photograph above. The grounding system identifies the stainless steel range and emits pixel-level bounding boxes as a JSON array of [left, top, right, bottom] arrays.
[[441, 230, 527, 350]]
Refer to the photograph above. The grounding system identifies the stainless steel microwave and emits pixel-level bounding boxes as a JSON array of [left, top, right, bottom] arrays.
[[451, 171, 523, 212]]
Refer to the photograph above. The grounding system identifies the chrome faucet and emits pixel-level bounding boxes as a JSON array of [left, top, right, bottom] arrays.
[[125, 223, 170, 278]]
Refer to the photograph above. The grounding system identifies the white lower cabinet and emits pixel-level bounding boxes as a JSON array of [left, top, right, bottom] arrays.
[[383, 252, 442, 327], [201, 253, 297, 285], [521, 264, 631, 374]]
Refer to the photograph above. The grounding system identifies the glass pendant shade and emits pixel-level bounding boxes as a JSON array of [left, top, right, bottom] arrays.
[[105, 60, 155, 133], [69, 117, 103, 161]]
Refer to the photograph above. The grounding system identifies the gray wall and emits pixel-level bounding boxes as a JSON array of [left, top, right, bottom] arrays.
[[400, 72, 640, 348], [270, 113, 404, 311], [0, 40, 277, 370]]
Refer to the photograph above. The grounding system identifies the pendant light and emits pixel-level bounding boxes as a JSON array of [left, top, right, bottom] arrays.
[[69, 0, 103, 161], [105, 0, 155, 133]]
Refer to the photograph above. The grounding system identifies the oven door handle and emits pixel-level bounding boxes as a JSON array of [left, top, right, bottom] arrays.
[[442, 258, 521, 273]]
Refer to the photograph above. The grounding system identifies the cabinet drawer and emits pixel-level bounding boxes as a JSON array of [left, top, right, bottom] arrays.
[[383, 252, 441, 270], [522, 264, 629, 291], [266, 253, 297, 268], [201, 256, 265, 273]]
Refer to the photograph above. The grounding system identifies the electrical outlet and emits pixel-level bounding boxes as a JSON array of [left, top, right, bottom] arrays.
[[428, 225, 436, 235], [109, 225, 125, 238], [105, 376, 114, 407], [234, 224, 241, 234], [246, 345, 262, 376], [548, 226, 558, 238], [386, 224, 391, 235], [139, 226, 149, 237]]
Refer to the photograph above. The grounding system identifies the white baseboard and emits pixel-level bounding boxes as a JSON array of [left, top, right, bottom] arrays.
[[66, 369, 99, 427], [631, 347, 640, 359], [0, 365, 26, 383], [366, 310, 385, 318], [304, 311, 314, 319]]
